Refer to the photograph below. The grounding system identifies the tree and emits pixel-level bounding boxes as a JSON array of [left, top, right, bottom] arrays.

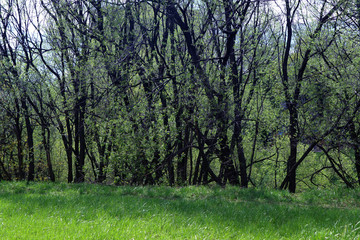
[[278, 0, 347, 192]]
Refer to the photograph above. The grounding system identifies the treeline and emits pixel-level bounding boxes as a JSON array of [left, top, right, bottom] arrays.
[[0, 0, 360, 192]]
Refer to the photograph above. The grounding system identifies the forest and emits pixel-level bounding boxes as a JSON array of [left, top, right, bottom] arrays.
[[0, 0, 360, 193]]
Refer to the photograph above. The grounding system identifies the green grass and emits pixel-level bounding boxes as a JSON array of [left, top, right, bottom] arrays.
[[0, 182, 359, 239]]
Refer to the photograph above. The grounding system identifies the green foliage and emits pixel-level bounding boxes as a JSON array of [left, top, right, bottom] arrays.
[[1, 0, 360, 192]]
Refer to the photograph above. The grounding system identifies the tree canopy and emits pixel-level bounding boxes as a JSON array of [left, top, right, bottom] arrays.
[[0, 0, 360, 192]]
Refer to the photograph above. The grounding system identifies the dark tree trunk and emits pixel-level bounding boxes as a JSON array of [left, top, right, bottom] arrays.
[[14, 101, 25, 180], [21, 98, 35, 182], [177, 124, 189, 185], [74, 95, 86, 183], [219, 131, 240, 185], [193, 124, 203, 185], [238, 141, 248, 187], [43, 127, 55, 182], [167, 153, 175, 186], [64, 116, 73, 183], [27, 95, 56, 182], [349, 120, 360, 185], [279, 0, 338, 192], [287, 105, 299, 193], [355, 0, 360, 186], [51, 103, 73, 183], [355, 147, 360, 186], [94, 129, 113, 183], [280, 0, 298, 193], [222, 0, 249, 187]]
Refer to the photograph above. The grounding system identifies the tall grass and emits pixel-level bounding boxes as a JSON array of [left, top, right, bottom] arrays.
[[0, 182, 359, 239]]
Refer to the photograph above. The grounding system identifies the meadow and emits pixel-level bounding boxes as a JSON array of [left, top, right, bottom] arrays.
[[0, 182, 359, 239]]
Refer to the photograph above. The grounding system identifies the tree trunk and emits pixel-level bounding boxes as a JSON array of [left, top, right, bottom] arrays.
[[43, 127, 55, 182], [349, 120, 360, 185], [287, 106, 299, 193], [14, 101, 25, 180], [219, 130, 240, 185], [74, 95, 86, 183], [21, 98, 35, 182]]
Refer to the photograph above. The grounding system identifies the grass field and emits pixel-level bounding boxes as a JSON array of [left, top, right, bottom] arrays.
[[0, 182, 359, 239]]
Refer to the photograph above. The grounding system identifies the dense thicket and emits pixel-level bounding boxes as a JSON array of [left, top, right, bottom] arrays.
[[0, 0, 360, 192]]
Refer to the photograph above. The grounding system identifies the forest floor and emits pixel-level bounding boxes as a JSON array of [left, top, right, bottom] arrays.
[[0, 181, 359, 239]]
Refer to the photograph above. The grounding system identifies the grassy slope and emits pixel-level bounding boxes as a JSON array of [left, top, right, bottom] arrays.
[[0, 182, 359, 239]]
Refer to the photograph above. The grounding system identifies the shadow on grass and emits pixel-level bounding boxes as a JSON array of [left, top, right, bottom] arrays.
[[0, 182, 359, 239]]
